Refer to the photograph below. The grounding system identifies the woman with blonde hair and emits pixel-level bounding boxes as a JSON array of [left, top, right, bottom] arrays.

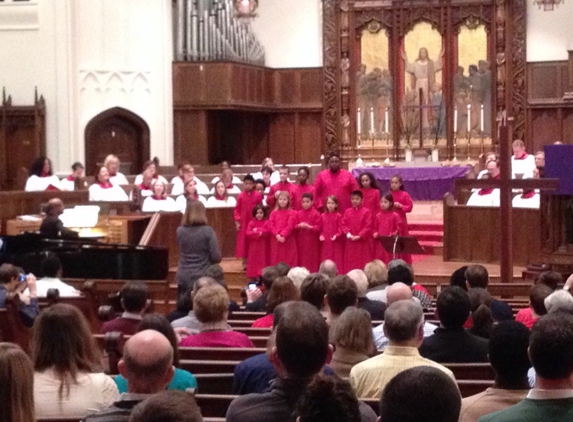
[[103, 154, 129, 185], [329, 307, 376, 378], [32, 304, 118, 418], [0, 343, 34, 422]]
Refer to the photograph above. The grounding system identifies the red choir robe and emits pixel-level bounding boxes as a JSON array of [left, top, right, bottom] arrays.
[[291, 184, 315, 211], [269, 208, 297, 267], [313, 169, 360, 213], [267, 181, 295, 210], [245, 219, 270, 278], [234, 190, 263, 258], [320, 212, 344, 272], [390, 189, 414, 264], [341, 205, 373, 273], [361, 187, 381, 255], [295, 207, 322, 272], [373, 209, 403, 264]]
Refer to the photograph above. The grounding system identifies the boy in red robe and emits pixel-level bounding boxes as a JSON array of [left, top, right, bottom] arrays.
[[295, 193, 322, 272], [245, 204, 270, 279], [234, 175, 263, 264], [267, 165, 294, 210], [341, 190, 373, 273]]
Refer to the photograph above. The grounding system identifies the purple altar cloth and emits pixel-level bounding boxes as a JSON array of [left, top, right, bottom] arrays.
[[352, 166, 471, 201]]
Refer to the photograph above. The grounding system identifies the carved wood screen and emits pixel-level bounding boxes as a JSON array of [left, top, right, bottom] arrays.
[[322, 0, 526, 161]]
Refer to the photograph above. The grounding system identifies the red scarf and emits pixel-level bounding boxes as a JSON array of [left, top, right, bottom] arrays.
[[66, 175, 74, 181], [226, 184, 234, 189], [521, 190, 536, 199], [478, 174, 500, 196], [151, 195, 166, 201], [514, 152, 529, 160], [139, 183, 151, 191], [215, 194, 226, 201], [40, 172, 50, 178], [99, 182, 113, 189]]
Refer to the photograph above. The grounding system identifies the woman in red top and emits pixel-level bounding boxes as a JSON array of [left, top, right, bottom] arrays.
[[373, 193, 403, 264], [320, 195, 344, 272], [245, 205, 270, 279], [251, 276, 299, 328], [389, 175, 414, 264], [269, 191, 297, 267]]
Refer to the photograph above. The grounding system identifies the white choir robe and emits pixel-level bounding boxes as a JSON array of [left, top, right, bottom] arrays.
[[466, 189, 500, 207], [110, 172, 129, 185], [89, 184, 129, 201], [250, 170, 283, 186], [24, 175, 61, 192], [170, 176, 209, 195], [206, 196, 237, 208], [142, 196, 177, 212], [134, 174, 168, 186], [175, 195, 207, 213], [210, 175, 242, 185], [511, 154, 536, 179], [210, 185, 241, 195], [512, 192, 540, 209], [59, 176, 76, 191]]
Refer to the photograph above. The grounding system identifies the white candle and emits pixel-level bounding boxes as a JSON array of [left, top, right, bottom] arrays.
[[357, 108, 361, 135], [480, 104, 484, 133], [385, 108, 389, 133], [467, 104, 471, 133], [454, 107, 458, 133], [370, 107, 375, 135]]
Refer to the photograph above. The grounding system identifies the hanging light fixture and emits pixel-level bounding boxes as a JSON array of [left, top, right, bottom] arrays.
[[533, 0, 564, 11], [233, 0, 259, 23]]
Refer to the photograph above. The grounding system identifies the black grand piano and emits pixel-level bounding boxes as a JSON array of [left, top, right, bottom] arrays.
[[0, 234, 168, 280]]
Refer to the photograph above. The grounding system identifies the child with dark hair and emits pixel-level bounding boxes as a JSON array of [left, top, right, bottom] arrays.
[[234, 175, 263, 266], [373, 193, 402, 264], [245, 204, 270, 279], [320, 195, 344, 272], [295, 193, 322, 272], [269, 191, 297, 267], [389, 175, 413, 264], [341, 190, 373, 273], [292, 166, 315, 211]]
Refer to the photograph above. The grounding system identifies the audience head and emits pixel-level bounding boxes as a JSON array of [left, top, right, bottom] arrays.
[[467, 288, 493, 339], [29, 156, 52, 177], [40, 253, 63, 278], [449, 266, 469, 291], [272, 302, 331, 378], [383, 300, 424, 346], [266, 276, 299, 314], [364, 260, 388, 289], [0, 343, 35, 422], [530, 283, 553, 317], [544, 289, 573, 315], [300, 273, 329, 311], [386, 282, 413, 305], [529, 312, 573, 382], [436, 286, 471, 329], [128, 390, 203, 422], [347, 269, 369, 298], [0, 263, 20, 289], [326, 275, 358, 317], [464, 264, 489, 289], [287, 267, 310, 290], [193, 276, 217, 296], [44, 198, 65, 217], [330, 307, 375, 356], [182, 200, 208, 226], [205, 264, 225, 286], [138, 314, 181, 366], [119, 330, 174, 394], [379, 366, 461, 422], [387, 264, 414, 286], [261, 266, 280, 290], [488, 321, 530, 386], [121, 280, 149, 314], [193, 284, 229, 324], [536, 271, 562, 291], [296, 375, 361, 422], [275, 262, 291, 277], [318, 259, 337, 278], [32, 304, 101, 397]]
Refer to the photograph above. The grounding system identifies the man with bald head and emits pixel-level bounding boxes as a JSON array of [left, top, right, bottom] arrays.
[[39, 198, 79, 239], [371, 282, 438, 349], [347, 269, 386, 320], [318, 259, 338, 278], [84, 330, 175, 421], [350, 300, 454, 399]]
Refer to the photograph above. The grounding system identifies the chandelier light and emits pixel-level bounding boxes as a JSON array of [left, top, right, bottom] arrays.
[[233, 0, 259, 23], [533, 0, 564, 11]]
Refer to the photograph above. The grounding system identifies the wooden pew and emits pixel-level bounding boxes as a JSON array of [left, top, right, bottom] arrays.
[[0, 294, 31, 352], [195, 373, 235, 395], [179, 347, 266, 361], [444, 363, 495, 380]]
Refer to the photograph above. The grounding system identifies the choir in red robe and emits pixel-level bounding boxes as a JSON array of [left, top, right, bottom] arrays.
[[320, 211, 344, 272], [314, 155, 360, 212], [245, 216, 270, 279], [295, 203, 322, 272], [390, 185, 414, 264], [269, 207, 298, 267], [267, 181, 294, 210], [341, 198, 373, 273], [291, 183, 315, 210], [373, 209, 402, 264], [234, 188, 263, 259]]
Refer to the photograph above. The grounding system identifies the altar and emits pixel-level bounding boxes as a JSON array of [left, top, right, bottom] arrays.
[[352, 165, 472, 200]]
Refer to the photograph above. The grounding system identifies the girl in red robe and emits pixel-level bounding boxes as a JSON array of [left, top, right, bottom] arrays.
[[295, 193, 322, 272], [245, 204, 270, 279], [390, 175, 414, 264], [373, 193, 403, 264], [320, 195, 344, 272], [358, 172, 381, 255], [341, 190, 373, 273], [234, 175, 263, 262], [291, 166, 315, 210], [269, 191, 297, 266]]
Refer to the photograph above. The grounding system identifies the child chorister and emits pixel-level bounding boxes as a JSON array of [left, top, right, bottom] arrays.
[[373, 193, 403, 264], [295, 193, 322, 272], [320, 195, 344, 272], [389, 175, 414, 264], [245, 204, 270, 279], [358, 172, 381, 255], [269, 191, 297, 267], [234, 175, 263, 262], [341, 190, 373, 273]]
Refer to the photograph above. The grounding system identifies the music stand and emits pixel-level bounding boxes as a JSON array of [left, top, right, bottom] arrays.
[[379, 235, 428, 261]]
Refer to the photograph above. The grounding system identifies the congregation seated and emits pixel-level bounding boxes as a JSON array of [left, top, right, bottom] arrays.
[[175, 179, 207, 211], [286, 266, 310, 290], [179, 284, 254, 348], [210, 160, 242, 185], [84, 330, 175, 422], [134, 159, 168, 186], [101, 280, 148, 335], [142, 179, 177, 212], [251, 276, 299, 328], [350, 300, 454, 399], [318, 258, 338, 279], [32, 253, 80, 297], [34, 304, 119, 419], [419, 286, 489, 363], [104, 154, 129, 185], [171, 162, 209, 195], [24, 156, 61, 191], [364, 259, 388, 302], [39, 197, 79, 239], [206, 179, 238, 208], [89, 166, 129, 201], [114, 313, 198, 393], [466, 160, 500, 207], [205, 263, 241, 312], [325, 275, 358, 327], [59, 161, 86, 191], [300, 272, 329, 313], [347, 269, 386, 320], [0, 342, 35, 422], [171, 276, 220, 334], [465, 265, 513, 322], [515, 283, 553, 329], [128, 390, 203, 422], [0, 263, 39, 327], [467, 288, 494, 339], [210, 168, 241, 195], [244, 266, 279, 312]]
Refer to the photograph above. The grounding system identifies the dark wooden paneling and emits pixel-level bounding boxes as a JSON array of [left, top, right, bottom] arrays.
[[528, 62, 564, 100], [296, 113, 323, 163], [269, 114, 296, 163], [173, 110, 210, 164]]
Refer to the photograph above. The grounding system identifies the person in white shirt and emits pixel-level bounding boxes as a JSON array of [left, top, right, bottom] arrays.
[[206, 180, 237, 208], [142, 180, 177, 212], [24, 156, 62, 192], [171, 163, 209, 195], [251, 157, 282, 186], [511, 139, 536, 179], [476, 152, 497, 180], [467, 160, 500, 207], [137, 171, 154, 198], [210, 161, 242, 185], [176, 180, 207, 212], [134, 160, 168, 186], [59, 162, 85, 191], [512, 175, 540, 209], [210, 168, 241, 195], [33, 254, 80, 297], [103, 154, 129, 185], [89, 167, 129, 202]]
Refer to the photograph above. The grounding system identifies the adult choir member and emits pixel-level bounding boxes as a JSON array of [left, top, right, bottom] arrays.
[[210, 161, 242, 184], [39, 198, 79, 239], [341, 190, 373, 273], [138, 171, 154, 197], [142, 180, 177, 212], [389, 175, 414, 264], [25, 157, 61, 191], [103, 154, 129, 185], [252, 157, 281, 186], [134, 160, 168, 186], [476, 152, 497, 180], [466, 160, 500, 207], [511, 140, 536, 179], [206, 180, 237, 208], [295, 193, 322, 272], [234, 175, 263, 262], [267, 166, 294, 209], [314, 153, 360, 212], [512, 176, 540, 209], [59, 162, 85, 191], [175, 180, 207, 212], [171, 163, 209, 195], [88, 167, 129, 201], [291, 166, 315, 210]]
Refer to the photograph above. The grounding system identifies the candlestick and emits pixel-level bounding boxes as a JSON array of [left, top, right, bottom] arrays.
[[357, 108, 361, 136], [480, 104, 484, 133], [370, 107, 375, 135], [385, 108, 389, 133], [467, 104, 471, 135], [454, 107, 458, 133]]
